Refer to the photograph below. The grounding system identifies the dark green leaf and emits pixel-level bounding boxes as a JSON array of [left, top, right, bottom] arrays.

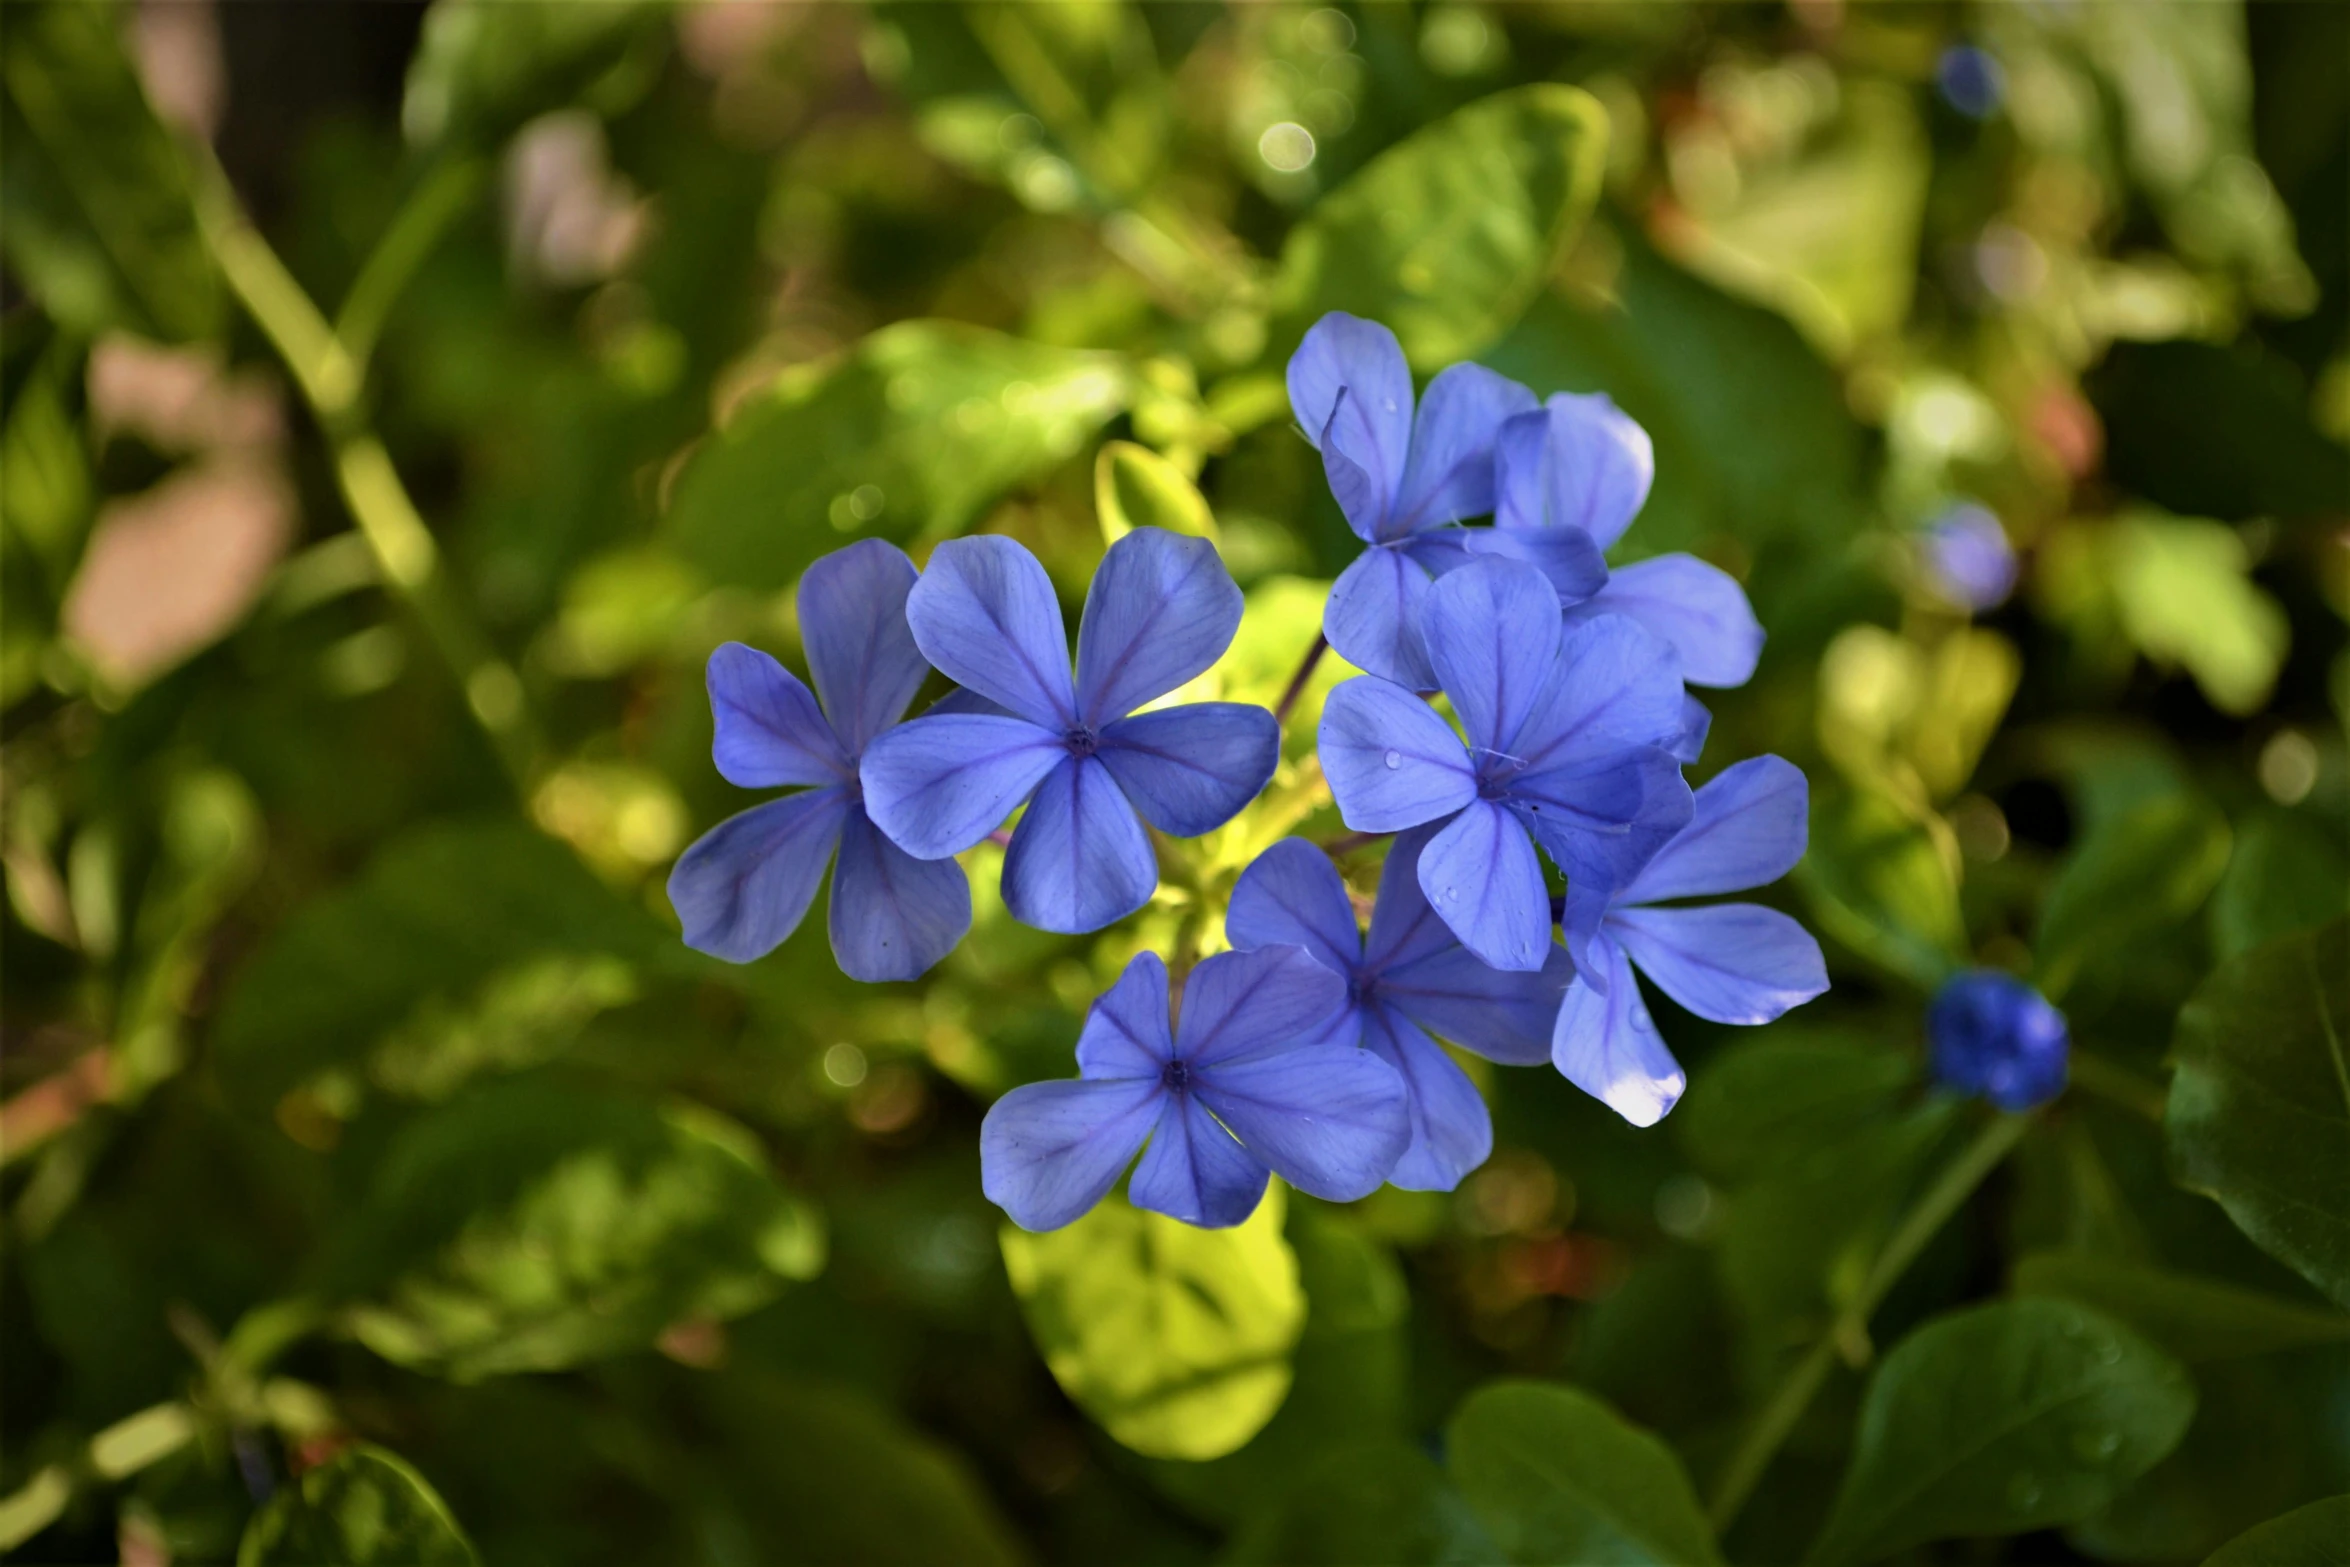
[[1446, 1379, 1721, 1567], [1270, 85, 1608, 372], [1224, 1441, 1494, 1567], [665, 321, 1129, 592], [237, 1445, 477, 1566], [0, 0, 220, 340], [2210, 811, 2350, 959], [211, 818, 674, 1110], [2036, 791, 2231, 997], [1675, 1034, 1916, 1185], [2012, 1251, 2350, 1362], [1796, 786, 1965, 991], [2168, 917, 2350, 1307], [2199, 1495, 2350, 1567], [339, 1079, 824, 1379], [1809, 1300, 2197, 1565], [401, 0, 669, 149], [998, 1185, 1303, 1460]]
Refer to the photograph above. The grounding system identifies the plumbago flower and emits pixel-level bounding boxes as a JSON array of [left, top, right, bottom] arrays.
[[979, 946, 1409, 1229], [1287, 312, 1545, 690], [669, 540, 970, 982], [1227, 830, 1570, 1190], [1928, 970, 2067, 1110], [1555, 756, 1829, 1126], [1474, 391, 1766, 694], [1319, 555, 1692, 974], [860, 528, 1279, 935]]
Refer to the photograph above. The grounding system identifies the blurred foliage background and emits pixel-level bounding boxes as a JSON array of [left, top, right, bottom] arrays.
[[2, 1, 2346, 1563]]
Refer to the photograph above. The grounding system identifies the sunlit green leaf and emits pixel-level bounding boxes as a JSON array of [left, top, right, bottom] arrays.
[[2199, 1495, 2350, 1567], [1094, 439, 1214, 544], [1446, 1380, 1721, 1567], [999, 1184, 1303, 1460], [1797, 785, 1964, 990], [0, 343, 93, 587], [2035, 791, 2231, 997], [0, 0, 220, 340], [401, 0, 669, 148], [665, 321, 1130, 592], [1270, 84, 1608, 371], [2012, 1251, 2350, 1362], [238, 1445, 477, 1566], [340, 1080, 824, 1379], [1810, 1300, 2196, 1565], [2168, 917, 2350, 1308]]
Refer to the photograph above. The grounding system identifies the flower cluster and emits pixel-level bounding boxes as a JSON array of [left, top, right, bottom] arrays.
[[674, 311, 1830, 1232]]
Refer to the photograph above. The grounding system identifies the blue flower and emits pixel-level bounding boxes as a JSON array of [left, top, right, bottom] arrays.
[[860, 527, 1279, 935], [1318, 555, 1693, 974], [1554, 756, 1829, 1125], [979, 946, 1410, 1230], [1928, 970, 2067, 1111], [1474, 391, 1765, 696], [668, 540, 971, 982], [1228, 831, 1570, 1190], [1921, 501, 2018, 612], [1288, 312, 1539, 690]]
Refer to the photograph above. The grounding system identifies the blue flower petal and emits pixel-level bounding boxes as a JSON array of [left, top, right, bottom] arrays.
[[1324, 543, 1440, 690], [1226, 838, 1364, 975], [1463, 523, 1609, 604], [1551, 937, 1685, 1127], [1392, 362, 1538, 533], [1569, 554, 1763, 689], [1511, 614, 1689, 773], [1174, 945, 1348, 1068], [1075, 527, 1245, 723], [905, 535, 1076, 728], [1672, 694, 1712, 764], [1494, 393, 1654, 550], [859, 713, 1065, 859], [1619, 754, 1808, 904], [1097, 703, 1279, 836], [1001, 755, 1157, 934], [798, 539, 930, 757], [981, 1077, 1163, 1232], [1609, 903, 1828, 1026], [668, 787, 849, 963], [1192, 1042, 1409, 1202], [1421, 556, 1563, 756], [1420, 798, 1551, 972], [1319, 676, 1477, 833], [828, 807, 971, 982], [1382, 943, 1570, 1067], [1128, 1093, 1270, 1228], [1361, 823, 1459, 973], [1288, 312, 1412, 531], [706, 643, 851, 788], [1075, 951, 1175, 1076], [1361, 1002, 1492, 1192]]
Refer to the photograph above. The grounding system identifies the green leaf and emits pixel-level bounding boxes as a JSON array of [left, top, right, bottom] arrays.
[[665, 321, 1130, 592], [2012, 1251, 2350, 1362], [1, 342, 94, 586], [401, 0, 669, 148], [1095, 440, 1214, 543], [1675, 1034, 1916, 1185], [211, 818, 673, 1110], [1445, 1379, 1721, 1567], [1796, 785, 1964, 991], [0, 0, 221, 340], [999, 1184, 1304, 1460], [2210, 811, 2350, 960], [2168, 917, 2350, 1307], [1225, 1441, 1495, 1567], [2200, 1495, 2350, 1567], [1270, 84, 1608, 371], [2036, 791, 2231, 997], [237, 1445, 477, 1566], [1809, 1300, 2197, 1565], [340, 1080, 824, 1379]]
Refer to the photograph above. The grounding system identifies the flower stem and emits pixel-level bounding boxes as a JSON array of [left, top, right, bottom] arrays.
[[1705, 1110, 2033, 1536], [1274, 632, 1327, 727]]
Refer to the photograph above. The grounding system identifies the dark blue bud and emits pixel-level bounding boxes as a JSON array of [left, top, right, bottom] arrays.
[[1936, 46, 2005, 121], [1928, 970, 2068, 1111]]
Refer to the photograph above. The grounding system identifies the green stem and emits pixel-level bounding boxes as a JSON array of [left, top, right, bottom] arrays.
[[334, 155, 483, 377], [1706, 1112, 2033, 1535], [2065, 1048, 2168, 1124], [192, 156, 537, 791]]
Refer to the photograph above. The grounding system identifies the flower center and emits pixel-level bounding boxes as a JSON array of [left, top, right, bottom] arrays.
[[1345, 969, 1378, 1007], [1064, 723, 1101, 758], [1160, 1057, 1192, 1093]]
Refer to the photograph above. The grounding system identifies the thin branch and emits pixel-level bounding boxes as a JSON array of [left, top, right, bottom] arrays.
[[1273, 632, 1327, 727]]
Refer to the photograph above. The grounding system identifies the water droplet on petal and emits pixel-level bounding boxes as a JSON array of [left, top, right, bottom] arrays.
[[1383, 749, 1401, 769]]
